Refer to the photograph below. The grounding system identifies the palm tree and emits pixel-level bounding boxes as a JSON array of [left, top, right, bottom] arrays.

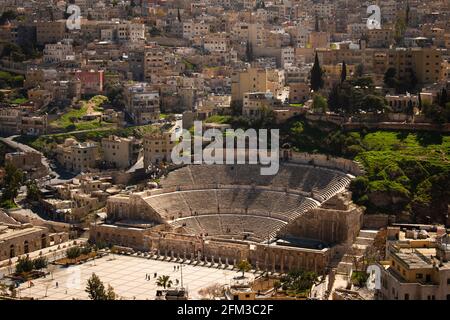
[[156, 275, 173, 289]]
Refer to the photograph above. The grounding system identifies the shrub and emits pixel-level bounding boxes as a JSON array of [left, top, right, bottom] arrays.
[[66, 246, 81, 260], [33, 256, 48, 270], [15, 256, 34, 274]]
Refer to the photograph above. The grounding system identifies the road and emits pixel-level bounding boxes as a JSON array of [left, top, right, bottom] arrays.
[[0, 135, 74, 185]]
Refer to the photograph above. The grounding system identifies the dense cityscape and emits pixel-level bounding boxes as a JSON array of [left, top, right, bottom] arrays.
[[0, 0, 449, 302]]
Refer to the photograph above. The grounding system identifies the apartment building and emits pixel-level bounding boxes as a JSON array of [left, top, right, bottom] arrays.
[[378, 227, 450, 300], [0, 109, 48, 136], [124, 83, 161, 125], [144, 46, 174, 83], [56, 139, 99, 173], [101, 135, 140, 169], [231, 67, 284, 102], [36, 20, 67, 45], [182, 20, 211, 40], [43, 41, 75, 64], [202, 33, 230, 52], [242, 92, 282, 117], [143, 131, 175, 168], [387, 48, 446, 85]]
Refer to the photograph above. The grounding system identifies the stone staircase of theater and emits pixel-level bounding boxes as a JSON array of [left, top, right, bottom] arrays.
[[335, 230, 379, 276]]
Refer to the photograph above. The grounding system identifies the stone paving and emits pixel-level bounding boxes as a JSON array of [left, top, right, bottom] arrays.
[[17, 254, 254, 300]]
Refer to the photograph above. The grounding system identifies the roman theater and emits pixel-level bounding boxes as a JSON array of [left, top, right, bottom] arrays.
[[90, 152, 364, 274]]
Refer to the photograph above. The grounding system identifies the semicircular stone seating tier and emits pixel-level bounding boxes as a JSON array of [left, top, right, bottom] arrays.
[[142, 164, 352, 241]]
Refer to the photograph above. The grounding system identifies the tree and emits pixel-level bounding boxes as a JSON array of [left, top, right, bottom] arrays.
[[156, 275, 173, 289], [33, 256, 48, 270], [66, 246, 81, 260], [279, 269, 318, 295], [0, 163, 23, 208], [439, 88, 448, 107], [15, 256, 34, 274], [237, 259, 252, 277], [340, 61, 347, 83], [328, 83, 340, 112], [230, 100, 243, 116], [0, 10, 17, 25], [405, 2, 410, 26], [104, 83, 125, 110], [361, 94, 387, 113], [406, 99, 414, 117], [85, 273, 107, 300], [312, 94, 328, 113], [355, 64, 364, 78], [106, 284, 117, 300], [418, 92, 423, 111], [290, 121, 304, 136], [384, 67, 397, 89], [310, 53, 324, 92], [26, 180, 42, 202]]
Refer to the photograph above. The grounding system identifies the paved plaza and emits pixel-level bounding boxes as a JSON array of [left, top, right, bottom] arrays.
[[17, 254, 253, 300]]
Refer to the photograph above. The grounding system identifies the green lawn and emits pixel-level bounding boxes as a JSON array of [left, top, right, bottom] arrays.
[[205, 115, 232, 124], [283, 116, 449, 219], [50, 96, 110, 131]]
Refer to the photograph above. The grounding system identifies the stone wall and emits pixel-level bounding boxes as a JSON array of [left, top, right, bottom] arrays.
[[0, 224, 49, 261], [106, 194, 164, 223], [288, 152, 363, 176], [280, 194, 363, 246], [90, 224, 331, 273]]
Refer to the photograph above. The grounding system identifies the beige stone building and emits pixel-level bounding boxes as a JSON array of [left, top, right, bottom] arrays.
[[56, 139, 99, 173], [242, 92, 282, 117], [5, 151, 48, 179], [288, 82, 310, 104], [231, 68, 284, 102], [0, 219, 49, 261], [143, 131, 174, 168], [124, 82, 161, 125], [379, 227, 450, 300], [387, 48, 446, 85], [36, 20, 67, 46], [101, 135, 140, 169]]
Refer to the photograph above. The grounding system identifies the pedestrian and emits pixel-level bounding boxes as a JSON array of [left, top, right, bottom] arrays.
[[56, 282, 58, 288]]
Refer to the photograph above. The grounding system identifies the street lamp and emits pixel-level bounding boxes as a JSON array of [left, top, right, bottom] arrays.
[[179, 263, 184, 289]]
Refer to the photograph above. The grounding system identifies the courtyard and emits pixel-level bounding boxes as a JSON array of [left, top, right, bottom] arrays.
[[16, 254, 254, 300]]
